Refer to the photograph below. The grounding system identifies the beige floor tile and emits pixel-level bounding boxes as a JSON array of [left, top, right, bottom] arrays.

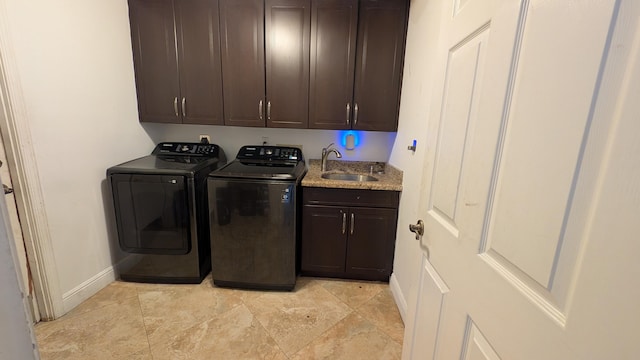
[[317, 278, 387, 308], [68, 280, 139, 317], [244, 279, 352, 356], [151, 304, 286, 360], [356, 288, 405, 344], [291, 312, 402, 360], [35, 295, 150, 360], [137, 282, 243, 345]]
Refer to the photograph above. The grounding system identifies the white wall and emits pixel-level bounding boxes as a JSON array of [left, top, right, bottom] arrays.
[[1, 0, 398, 313], [388, 0, 446, 317], [3, 0, 154, 309]]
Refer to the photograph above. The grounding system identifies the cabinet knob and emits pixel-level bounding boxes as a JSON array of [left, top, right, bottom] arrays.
[[409, 220, 424, 240]]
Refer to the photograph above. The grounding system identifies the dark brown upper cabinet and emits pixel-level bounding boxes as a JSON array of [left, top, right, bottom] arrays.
[[265, 0, 311, 128], [309, 0, 408, 131], [220, 0, 310, 128], [309, 0, 358, 130], [219, 0, 266, 127], [128, 0, 224, 125]]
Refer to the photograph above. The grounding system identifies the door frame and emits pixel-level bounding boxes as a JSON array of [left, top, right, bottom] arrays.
[[0, 0, 63, 320]]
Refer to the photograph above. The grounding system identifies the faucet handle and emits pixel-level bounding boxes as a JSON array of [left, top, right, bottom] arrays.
[[324, 142, 335, 149]]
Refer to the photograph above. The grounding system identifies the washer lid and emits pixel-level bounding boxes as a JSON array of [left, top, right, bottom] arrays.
[[210, 160, 306, 180], [107, 155, 222, 176]]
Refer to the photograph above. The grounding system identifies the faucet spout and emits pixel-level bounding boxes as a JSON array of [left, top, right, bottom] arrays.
[[321, 143, 342, 172]]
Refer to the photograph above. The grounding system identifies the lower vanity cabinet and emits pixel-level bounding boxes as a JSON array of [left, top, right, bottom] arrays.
[[301, 187, 399, 281]]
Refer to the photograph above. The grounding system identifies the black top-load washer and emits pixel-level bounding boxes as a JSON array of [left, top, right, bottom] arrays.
[[208, 145, 306, 290], [107, 142, 226, 283]]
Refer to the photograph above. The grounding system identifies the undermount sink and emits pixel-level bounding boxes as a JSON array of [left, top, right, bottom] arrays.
[[321, 173, 379, 182]]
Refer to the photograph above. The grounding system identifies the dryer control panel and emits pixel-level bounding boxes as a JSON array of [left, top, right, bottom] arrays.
[[236, 146, 302, 162], [152, 142, 220, 157]]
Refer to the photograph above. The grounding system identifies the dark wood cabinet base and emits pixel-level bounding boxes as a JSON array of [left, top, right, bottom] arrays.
[[301, 187, 399, 281]]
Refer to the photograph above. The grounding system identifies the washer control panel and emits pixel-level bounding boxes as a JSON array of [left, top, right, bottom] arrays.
[[236, 146, 302, 161]]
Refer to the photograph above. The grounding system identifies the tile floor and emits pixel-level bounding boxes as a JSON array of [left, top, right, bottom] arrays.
[[35, 276, 404, 359]]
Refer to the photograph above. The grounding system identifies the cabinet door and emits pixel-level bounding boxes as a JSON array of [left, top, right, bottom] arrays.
[[309, 0, 357, 129], [301, 205, 348, 275], [353, 0, 407, 131], [265, 0, 311, 128], [220, 0, 266, 127], [175, 0, 224, 125], [128, 0, 180, 123], [345, 207, 397, 280]]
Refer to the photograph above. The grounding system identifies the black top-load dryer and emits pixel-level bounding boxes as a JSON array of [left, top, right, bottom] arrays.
[[107, 142, 226, 283], [208, 145, 306, 290]]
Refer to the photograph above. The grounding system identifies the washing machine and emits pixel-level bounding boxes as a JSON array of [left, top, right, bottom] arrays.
[[208, 145, 306, 290], [107, 142, 226, 283]]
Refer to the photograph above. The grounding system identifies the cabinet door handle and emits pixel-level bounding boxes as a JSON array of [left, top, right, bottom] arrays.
[[342, 212, 346, 234], [350, 213, 355, 235], [346, 103, 351, 125], [173, 97, 179, 117], [259, 100, 264, 121], [181, 97, 186, 117], [354, 103, 359, 126], [267, 101, 271, 121]]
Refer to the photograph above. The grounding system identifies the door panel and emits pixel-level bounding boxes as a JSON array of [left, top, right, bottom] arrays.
[[128, 0, 180, 123], [402, 255, 449, 360], [219, 0, 266, 127], [429, 26, 489, 226], [353, 0, 407, 131], [460, 320, 500, 360], [309, 0, 357, 129], [175, 0, 224, 125], [265, 0, 310, 128]]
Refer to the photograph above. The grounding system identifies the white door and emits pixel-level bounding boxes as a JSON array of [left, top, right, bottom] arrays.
[[404, 0, 640, 358], [0, 131, 39, 322]]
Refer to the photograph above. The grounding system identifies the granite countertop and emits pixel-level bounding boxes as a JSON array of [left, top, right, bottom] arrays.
[[301, 159, 403, 191]]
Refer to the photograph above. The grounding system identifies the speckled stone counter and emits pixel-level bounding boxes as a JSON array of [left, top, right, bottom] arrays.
[[301, 159, 403, 191]]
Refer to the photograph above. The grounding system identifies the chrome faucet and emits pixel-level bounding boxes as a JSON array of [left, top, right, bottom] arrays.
[[321, 143, 342, 172]]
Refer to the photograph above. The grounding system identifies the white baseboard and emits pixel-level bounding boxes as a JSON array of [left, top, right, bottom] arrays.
[[62, 266, 116, 314], [389, 273, 407, 324]]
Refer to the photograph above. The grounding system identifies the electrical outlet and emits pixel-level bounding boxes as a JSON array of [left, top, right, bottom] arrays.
[[261, 136, 269, 145], [199, 135, 211, 143]]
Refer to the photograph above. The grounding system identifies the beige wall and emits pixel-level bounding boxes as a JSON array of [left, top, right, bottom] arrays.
[[2, 0, 153, 309]]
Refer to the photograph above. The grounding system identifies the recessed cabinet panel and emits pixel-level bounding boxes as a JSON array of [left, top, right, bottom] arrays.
[[345, 207, 397, 279], [353, 0, 407, 131], [129, 0, 180, 123], [301, 205, 348, 275], [265, 0, 311, 128], [309, 0, 358, 129], [175, 0, 224, 125], [220, 0, 266, 127]]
